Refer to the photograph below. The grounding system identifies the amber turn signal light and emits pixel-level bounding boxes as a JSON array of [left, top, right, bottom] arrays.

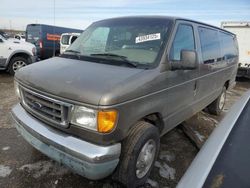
[[97, 110, 117, 133]]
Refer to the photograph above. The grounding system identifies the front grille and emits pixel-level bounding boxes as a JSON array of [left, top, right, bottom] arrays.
[[20, 86, 72, 128]]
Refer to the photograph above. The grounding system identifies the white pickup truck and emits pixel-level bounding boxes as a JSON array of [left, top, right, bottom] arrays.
[[0, 33, 37, 75]]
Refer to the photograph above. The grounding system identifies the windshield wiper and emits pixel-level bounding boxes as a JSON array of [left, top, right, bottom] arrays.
[[90, 53, 137, 67], [65, 49, 80, 53]]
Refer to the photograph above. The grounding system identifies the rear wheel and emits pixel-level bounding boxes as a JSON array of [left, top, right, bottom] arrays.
[[208, 86, 227, 115], [8, 57, 28, 75], [113, 121, 160, 188]]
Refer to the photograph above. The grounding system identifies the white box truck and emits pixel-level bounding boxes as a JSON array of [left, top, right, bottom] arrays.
[[221, 21, 250, 78]]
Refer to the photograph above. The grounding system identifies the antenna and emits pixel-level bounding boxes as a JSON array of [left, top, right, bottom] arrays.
[[53, 0, 56, 56]]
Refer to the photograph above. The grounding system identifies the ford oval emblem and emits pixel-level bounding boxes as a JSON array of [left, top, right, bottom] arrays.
[[32, 101, 43, 109]]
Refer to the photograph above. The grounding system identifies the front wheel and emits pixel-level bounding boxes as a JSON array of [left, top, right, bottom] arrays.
[[8, 57, 28, 75], [208, 86, 227, 115], [113, 121, 160, 188]]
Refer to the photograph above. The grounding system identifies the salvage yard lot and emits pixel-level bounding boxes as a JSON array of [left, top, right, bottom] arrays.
[[0, 71, 249, 188]]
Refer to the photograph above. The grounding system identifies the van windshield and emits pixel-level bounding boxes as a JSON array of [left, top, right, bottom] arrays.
[[64, 18, 172, 68]]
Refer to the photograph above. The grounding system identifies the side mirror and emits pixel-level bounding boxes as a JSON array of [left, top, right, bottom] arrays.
[[171, 50, 198, 70]]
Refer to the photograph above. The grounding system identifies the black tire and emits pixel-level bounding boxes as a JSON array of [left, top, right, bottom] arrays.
[[208, 86, 227, 115], [8, 57, 28, 75], [113, 121, 160, 188]]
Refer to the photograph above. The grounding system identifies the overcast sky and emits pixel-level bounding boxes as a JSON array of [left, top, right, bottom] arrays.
[[0, 0, 250, 31]]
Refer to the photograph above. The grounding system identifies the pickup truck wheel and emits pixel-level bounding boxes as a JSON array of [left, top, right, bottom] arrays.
[[114, 121, 160, 188], [208, 86, 227, 115], [8, 57, 28, 75]]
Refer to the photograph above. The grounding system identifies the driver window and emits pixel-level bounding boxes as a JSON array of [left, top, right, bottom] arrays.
[[170, 24, 195, 61]]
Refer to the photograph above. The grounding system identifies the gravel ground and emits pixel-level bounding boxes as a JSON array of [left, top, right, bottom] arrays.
[[0, 71, 249, 188]]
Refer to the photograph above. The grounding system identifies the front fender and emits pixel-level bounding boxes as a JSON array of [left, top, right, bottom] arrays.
[[6, 50, 33, 66]]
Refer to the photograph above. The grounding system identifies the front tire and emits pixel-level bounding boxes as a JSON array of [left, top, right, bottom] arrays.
[[208, 86, 227, 115], [8, 57, 28, 75], [114, 121, 160, 188]]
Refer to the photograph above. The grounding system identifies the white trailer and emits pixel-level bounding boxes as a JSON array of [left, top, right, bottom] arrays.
[[221, 21, 250, 78]]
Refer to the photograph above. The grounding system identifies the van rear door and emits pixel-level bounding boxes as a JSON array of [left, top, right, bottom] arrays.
[[60, 34, 70, 54], [26, 25, 41, 46]]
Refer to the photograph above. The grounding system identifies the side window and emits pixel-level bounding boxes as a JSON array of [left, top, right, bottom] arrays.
[[198, 27, 221, 64], [170, 24, 195, 61], [70, 36, 78, 44], [220, 32, 237, 60]]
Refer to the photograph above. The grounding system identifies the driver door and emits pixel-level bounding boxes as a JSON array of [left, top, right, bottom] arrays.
[[162, 21, 200, 132]]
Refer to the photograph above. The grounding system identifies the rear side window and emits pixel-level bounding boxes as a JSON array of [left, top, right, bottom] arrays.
[[220, 32, 237, 60], [170, 24, 195, 61], [198, 27, 221, 64]]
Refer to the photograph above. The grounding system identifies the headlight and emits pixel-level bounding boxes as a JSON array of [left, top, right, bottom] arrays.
[[71, 106, 97, 131], [14, 80, 21, 99], [71, 105, 118, 133]]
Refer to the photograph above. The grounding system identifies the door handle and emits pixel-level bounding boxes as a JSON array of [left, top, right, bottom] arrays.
[[194, 81, 198, 96]]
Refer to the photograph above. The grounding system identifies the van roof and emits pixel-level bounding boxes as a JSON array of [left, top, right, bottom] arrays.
[[95, 16, 235, 36], [61, 33, 81, 36], [26, 24, 83, 31]]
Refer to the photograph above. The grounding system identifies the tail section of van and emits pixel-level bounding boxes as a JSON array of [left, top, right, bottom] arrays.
[[26, 24, 83, 60]]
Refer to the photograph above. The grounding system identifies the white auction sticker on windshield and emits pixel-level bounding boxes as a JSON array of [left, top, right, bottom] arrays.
[[135, 33, 161, 43]]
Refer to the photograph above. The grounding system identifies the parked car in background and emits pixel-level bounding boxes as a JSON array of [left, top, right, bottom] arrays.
[[60, 33, 81, 54], [26, 24, 83, 60], [0, 30, 10, 39], [0, 33, 36, 75], [12, 16, 238, 187], [221, 21, 250, 78], [14, 34, 26, 41]]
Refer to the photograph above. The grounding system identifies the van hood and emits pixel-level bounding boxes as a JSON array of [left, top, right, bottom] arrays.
[[15, 57, 146, 106]]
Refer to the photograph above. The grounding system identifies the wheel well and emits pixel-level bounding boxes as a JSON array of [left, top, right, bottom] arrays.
[[142, 113, 164, 133], [224, 80, 230, 90], [9, 53, 31, 64]]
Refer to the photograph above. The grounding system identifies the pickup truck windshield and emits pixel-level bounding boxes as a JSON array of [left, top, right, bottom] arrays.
[[64, 18, 172, 68]]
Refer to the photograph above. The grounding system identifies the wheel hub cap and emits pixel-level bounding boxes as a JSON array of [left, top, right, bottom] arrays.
[[13, 61, 27, 72], [136, 139, 156, 179], [219, 92, 226, 110]]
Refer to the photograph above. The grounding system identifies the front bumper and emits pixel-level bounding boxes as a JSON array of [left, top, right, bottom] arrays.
[[11, 104, 121, 180]]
